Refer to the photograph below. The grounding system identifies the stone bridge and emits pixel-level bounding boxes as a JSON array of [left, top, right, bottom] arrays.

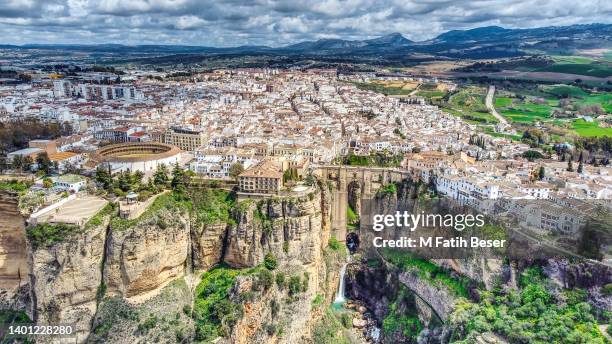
[[312, 165, 413, 241]]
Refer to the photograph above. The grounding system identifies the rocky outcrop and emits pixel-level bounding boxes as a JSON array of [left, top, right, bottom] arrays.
[[29, 218, 109, 342], [227, 188, 344, 344], [224, 193, 323, 268], [0, 191, 28, 294], [104, 207, 190, 299], [434, 258, 504, 290], [191, 222, 227, 271], [345, 261, 399, 322], [398, 270, 457, 321]]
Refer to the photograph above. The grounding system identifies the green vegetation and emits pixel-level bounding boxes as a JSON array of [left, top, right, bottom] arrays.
[[312, 294, 325, 307], [543, 84, 588, 98], [342, 152, 403, 167], [91, 298, 139, 340], [537, 62, 612, 78], [450, 267, 608, 343], [381, 249, 471, 298], [346, 204, 358, 228], [350, 81, 415, 96], [522, 150, 544, 161], [443, 88, 497, 124], [27, 222, 81, 249], [264, 252, 278, 270], [0, 181, 30, 193], [499, 100, 553, 123], [190, 189, 234, 225], [382, 286, 423, 341], [378, 183, 397, 195], [85, 203, 114, 229], [0, 309, 31, 324], [328, 237, 343, 251], [110, 192, 191, 230], [312, 308, 350, 344], [193, 266, 244, 342], [571, 119, 612, 138]]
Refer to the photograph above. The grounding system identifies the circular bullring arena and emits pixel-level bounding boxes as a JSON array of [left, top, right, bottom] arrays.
[[93, 142, 182, 173]]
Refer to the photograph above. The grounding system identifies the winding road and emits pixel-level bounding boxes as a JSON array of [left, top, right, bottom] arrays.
[[485, 85, 509, 126]]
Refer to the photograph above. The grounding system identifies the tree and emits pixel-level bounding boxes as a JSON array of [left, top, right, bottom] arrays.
[[43, 177, 53, 189], [538, 166, 545, 180], [264, 253, 278, 270], [228, 163, 244, 180], [132, 170, 144, 186], [117, 171, 132, 192], [171, 163, 189, 191], [22, 156, 33, 171], [12, 155, 23, 171], [36, 152, 52, 174], [154, 164, 169, 187], [95, 166, 112, 190]]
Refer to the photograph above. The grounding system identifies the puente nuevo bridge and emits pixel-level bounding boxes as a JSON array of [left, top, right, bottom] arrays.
[[312, 165, 414, 241]]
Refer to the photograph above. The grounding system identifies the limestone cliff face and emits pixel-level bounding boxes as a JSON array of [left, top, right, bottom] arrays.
[[0, 191, 28, 295], [104, 207, 190, 299], [29, 219, 109, 342], [224, 191, 324, 268], [226, 188, 344, 344], [191, 221, 227, 271]]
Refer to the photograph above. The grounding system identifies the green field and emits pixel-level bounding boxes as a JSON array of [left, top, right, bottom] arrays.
[[551, 55, 596, 64], [443, 88, 498, 124], [571, 119, 612, 137], [494, 84, 612, 125], [498, 101, 553, 123], [542, 85, 588, 98], [537, 62, 612, 78], [580, 93, 612, 113]]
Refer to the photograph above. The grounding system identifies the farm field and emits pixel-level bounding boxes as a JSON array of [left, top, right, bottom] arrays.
[[571, 119, 612, 137], [350, 79, 419, 95], [442, 87, 498, 124], [494, 84, 612, 128]]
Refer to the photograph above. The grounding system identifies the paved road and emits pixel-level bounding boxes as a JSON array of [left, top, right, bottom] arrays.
[[485, 85, 509, 126]]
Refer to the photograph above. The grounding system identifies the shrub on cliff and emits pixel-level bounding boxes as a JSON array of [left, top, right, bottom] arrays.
[[194, 267, 244, 342], [288, 275, 302, 296], [27, 223, 80, 249], [264, 252, 278, 270], [449, 267, 608, 343], [328, 237, 342, 250]]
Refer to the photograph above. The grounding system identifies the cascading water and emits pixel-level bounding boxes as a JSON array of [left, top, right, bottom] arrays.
[[334, 262, 348, 304]]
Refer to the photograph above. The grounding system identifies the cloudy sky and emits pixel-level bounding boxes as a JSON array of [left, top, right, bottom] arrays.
[[0, 0, 610, 46]]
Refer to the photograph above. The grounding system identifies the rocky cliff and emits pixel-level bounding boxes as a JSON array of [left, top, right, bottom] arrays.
[[104, 205, 190, 299], [0, 191, 28, 298], [1, 184, 347, 343], [29, 215, 109, 342], [225, 190, 344, 344]]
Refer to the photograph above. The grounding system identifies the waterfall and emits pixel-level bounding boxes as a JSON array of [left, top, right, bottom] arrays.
[[334, 262, 348, 304]]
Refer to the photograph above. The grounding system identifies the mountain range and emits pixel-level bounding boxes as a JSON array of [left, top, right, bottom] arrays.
[[2, 23, 611, 60]]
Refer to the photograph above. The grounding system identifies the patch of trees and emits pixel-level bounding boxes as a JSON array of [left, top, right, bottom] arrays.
[[521, 128, 549, 147], [522, 150, 544, 161], [0, 119, 72, 154], [343, 152, 402, 168], [450, 267, 608, 343], [574, 136, 612, 157], [469, 135, 487, 149], [94, 162, 193, 199]]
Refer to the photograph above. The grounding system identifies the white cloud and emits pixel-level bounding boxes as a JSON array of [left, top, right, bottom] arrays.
[[0, 0, 609, 46]]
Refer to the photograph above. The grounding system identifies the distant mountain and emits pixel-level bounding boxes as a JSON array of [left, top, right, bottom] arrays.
[[282, 32, 412, 55], [432, 23, 611, 44], [2, 23, 611, 61], [364, 32, 413, 47]]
